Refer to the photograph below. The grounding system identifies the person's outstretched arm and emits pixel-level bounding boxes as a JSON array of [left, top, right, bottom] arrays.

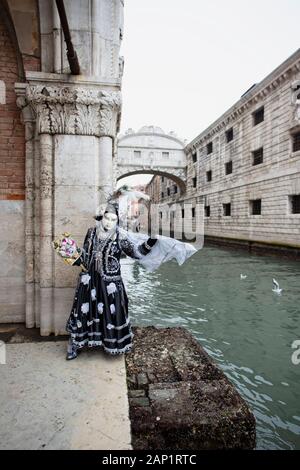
[[120, 235, 157, 259]]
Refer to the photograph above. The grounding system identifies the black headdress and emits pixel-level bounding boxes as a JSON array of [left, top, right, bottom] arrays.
[[93, 185, 149, 223]]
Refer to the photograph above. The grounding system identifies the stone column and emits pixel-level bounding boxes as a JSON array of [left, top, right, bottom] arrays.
[[16, 92, 36, 329], [33, 133, 41, 329], [91, 0, 101, 76], [15, 82, 121, 335], [39, 134, 54, 335], [52, 1, 62, 73], [98, 136, 113, 207]]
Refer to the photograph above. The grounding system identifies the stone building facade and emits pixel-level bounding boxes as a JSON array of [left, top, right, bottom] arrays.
[[185, 48, 300, 251], [0, 0, 124, 333], [144, 49, 300, 252], [147, 174, 180, 203]]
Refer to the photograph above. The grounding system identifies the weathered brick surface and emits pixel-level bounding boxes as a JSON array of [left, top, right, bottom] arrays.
[[126, 326, 256, 450], [0, 12, 27, 200]]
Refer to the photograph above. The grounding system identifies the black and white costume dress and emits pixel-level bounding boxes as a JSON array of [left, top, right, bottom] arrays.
[[65, 225, 156, 357]]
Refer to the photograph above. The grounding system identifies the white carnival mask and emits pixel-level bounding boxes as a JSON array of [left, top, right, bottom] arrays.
[[101, 211, 118, 232]]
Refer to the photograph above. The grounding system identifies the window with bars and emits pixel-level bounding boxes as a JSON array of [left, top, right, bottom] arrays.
[[162, 152, 170, 158], [223, 203, 231, 216], [253, 106, 264, 126], [192, 152, 197, 163], [192, 177, 197, 188], [250, 199, 261, 215], [226, 127, 233, 143], [252, 147, 264, 165], [207, 142, 213, 154], [205, 206, 210, 217], [292, 132, 300, 152], [206, 170, 212, 182], [225, 161, 233, 175], [290, 195, 300, 214]]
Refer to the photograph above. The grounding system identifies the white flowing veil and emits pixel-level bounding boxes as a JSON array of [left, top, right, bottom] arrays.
[[118, 226, 198, 272], [96, 184, 202, 272]]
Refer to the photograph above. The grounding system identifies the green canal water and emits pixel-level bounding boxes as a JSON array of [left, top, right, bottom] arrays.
[[121, 245, 300, 450]]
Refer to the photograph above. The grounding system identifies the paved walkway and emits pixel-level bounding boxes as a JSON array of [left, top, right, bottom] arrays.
[[0, 341, 132, 450]]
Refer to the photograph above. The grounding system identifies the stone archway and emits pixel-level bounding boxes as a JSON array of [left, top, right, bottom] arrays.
[[116, 125, 187, 196], [117, 169, 186, 194]]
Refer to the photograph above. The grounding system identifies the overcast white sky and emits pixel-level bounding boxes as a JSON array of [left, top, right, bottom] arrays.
[[118, 0, 300, 186]]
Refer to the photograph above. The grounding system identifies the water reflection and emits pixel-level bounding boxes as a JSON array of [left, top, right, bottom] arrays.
[[121, 244, 300, 450]]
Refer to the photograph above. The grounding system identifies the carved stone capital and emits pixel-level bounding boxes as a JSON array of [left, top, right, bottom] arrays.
[[24, 85, 122, 137]]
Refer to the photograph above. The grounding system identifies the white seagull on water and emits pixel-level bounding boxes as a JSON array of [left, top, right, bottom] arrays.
[[240, 274, 247, 279], [272, 278, 283, 295]]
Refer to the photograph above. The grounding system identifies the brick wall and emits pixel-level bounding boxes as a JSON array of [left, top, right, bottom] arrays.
[[0, 12, 25, 201]]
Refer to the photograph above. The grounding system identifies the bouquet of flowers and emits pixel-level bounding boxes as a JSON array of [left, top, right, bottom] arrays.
[[52, 232, 85, 268]]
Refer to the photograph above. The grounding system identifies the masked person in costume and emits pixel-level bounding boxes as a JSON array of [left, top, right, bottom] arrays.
[[58, 186, 199, 360]]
